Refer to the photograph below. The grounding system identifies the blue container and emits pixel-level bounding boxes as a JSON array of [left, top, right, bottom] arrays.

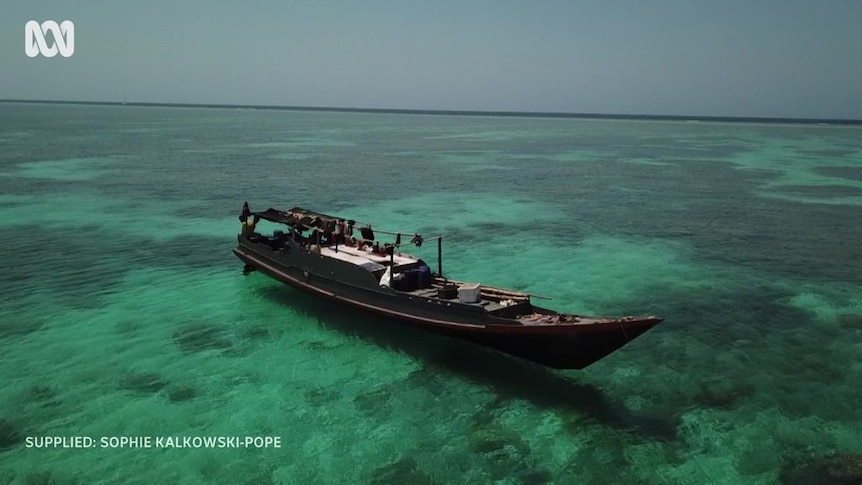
[[417, 265, 432, 288], [404, 269, 419, 291]]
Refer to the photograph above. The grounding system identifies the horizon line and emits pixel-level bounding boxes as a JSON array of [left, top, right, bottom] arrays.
[[2, 98, 861, 125]]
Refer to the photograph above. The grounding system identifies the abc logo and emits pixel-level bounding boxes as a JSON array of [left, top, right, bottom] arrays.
[[25, 20, 75, 58]]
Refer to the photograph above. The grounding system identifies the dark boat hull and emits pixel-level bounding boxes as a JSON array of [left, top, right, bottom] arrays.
[[234, 239, 660, 369]]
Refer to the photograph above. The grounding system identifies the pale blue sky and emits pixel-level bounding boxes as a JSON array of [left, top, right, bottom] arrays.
[[2, 1, 861, 118]]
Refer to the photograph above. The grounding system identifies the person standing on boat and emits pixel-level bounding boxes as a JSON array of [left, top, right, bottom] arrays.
[[239, 202, 255, 238]]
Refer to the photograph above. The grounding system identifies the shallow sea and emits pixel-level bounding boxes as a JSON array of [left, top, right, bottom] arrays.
[[1, 103, 861, 484]]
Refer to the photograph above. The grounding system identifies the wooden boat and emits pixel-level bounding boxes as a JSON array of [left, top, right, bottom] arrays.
[[233, 204, 662, 369]]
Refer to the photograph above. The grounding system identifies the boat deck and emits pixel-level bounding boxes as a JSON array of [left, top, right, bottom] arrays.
[[320, 244, 419, 270], [402, 286, 511, 312], [321, 242, 536, 316]]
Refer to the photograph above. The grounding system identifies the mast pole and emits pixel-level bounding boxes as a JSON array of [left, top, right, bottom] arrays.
[[437, 237, 443, 276]]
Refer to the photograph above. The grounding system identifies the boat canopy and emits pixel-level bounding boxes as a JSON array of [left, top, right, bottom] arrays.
[[252, 206, 442, 242], [244, 204, 444, 276], [253, 207, 343, 230]]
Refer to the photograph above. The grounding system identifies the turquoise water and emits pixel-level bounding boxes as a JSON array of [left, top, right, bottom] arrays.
[[1, 103, 861, 484]]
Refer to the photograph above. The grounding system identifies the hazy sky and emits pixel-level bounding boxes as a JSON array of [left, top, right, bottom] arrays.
[[2, 1, 861, 118]]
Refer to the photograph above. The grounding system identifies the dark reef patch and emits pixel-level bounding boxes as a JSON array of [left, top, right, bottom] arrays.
[[4, 225, 135, 311], [166, 386, 197, 402], [813, 166, 862, 181], [173, 324, 233, 353], [0, 418, 24, 451], [238, 324, 271, 341], [403, 368, 448, 397], [18, 470, 79, 485], [517, 468, 553, 485], [467, 415, 540, 482], [3, 225, 235, 314], [527, 157, 862, 285], [354, 387, 392, 416], [369, 457, 436, 485], [119, 372, 168, 395], [780, 453, 862, 485], [304, 387, 340, 407], [564, 444, 638, 484], [0, 317, 44, 339], [157, 235, 237, 269], [21, 385, 62, 409], [469, 424, 527, 455], [769, 184, 862, 198], [695, 377, 755, 409], [799, 149, 859, 159], [305, 340, 338, 352], [838, 314, 862, 328], [737, 446, 782, 477]]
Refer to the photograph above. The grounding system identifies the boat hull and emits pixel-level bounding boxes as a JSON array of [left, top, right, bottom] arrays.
[[234, 239, 660, 369]]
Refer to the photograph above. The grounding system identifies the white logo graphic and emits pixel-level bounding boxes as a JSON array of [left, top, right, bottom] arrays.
[[25, 20, 75, 58]]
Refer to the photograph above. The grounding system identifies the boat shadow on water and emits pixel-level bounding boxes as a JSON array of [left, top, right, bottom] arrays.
[[253, 282, 680, 443]]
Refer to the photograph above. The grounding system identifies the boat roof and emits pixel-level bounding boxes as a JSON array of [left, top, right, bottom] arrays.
[[253, 206, 443, 239], [253, 207, 342, 228]]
